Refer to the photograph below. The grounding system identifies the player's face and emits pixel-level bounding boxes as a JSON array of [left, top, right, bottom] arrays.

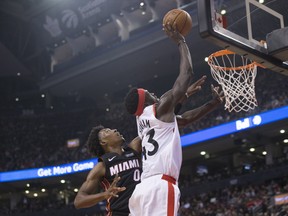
[[98, 128, 125, 145]]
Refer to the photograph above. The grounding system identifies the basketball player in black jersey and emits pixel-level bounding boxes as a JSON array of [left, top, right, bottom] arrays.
[[74, 125, 142, 216]]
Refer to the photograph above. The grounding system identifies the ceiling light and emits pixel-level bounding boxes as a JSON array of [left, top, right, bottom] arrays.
[[284, 139, 288, 144], [60, 179, 65, 184], [41, 94, 45, 98], [140, 2, 145, 7], [74, 188, 79, 192], [15, 97, 19, 102], [25, 190, 29, 194], [249, 148, 255, 152], [200, 151, 206, 155], [262, 151, 267, 155], [220, 9, 226, 15], [26, 183, 30, 187], [17, 72, 21, 76], [33, 193, 38, 197], [280, 129, 285, 134], [204, 57, 209, 62], [41, 189, 46, 192], [259, 0, 264, 3]]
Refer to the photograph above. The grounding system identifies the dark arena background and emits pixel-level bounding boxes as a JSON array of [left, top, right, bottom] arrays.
[[0, 0, 288, 215]]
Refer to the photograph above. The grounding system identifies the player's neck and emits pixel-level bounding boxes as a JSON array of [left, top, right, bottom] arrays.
[[109, 146, 124, 155]]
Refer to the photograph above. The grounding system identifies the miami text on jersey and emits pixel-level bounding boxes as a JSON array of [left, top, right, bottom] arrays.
[[109, 159, 141, 175]]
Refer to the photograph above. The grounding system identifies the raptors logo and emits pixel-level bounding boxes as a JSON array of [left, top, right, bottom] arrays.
[[62, 9, 79, 29]]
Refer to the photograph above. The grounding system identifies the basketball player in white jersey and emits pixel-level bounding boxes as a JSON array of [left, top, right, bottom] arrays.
[[124, 23, 224, 215]]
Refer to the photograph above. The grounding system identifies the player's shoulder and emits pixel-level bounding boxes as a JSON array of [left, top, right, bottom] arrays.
[[87, 161, 105, 180], [123, 145, 136, 154], [99, 152, 117, 161], [127, 137, 142, 154]]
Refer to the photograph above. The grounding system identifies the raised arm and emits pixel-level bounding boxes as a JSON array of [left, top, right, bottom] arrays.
[[157, 23, 194, 121]]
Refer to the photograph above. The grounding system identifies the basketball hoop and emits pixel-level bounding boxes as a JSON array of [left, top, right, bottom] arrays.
[[207, 50, 258, 112]]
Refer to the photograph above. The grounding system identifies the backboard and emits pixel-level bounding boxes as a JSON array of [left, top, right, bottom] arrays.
[[198, 0, 288, 76]]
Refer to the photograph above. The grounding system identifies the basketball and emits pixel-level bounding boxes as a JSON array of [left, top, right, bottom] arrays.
[[163, 9, 192, 36]]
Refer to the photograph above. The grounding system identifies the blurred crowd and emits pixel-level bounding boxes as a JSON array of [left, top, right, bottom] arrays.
[[179, 175, 288, 216]]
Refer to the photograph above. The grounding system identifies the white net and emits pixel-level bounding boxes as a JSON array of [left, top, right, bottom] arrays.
[[207, 50, 258, 112]]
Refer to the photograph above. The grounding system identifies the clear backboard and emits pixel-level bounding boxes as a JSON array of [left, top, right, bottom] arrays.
[[198, 0, 288, 76]]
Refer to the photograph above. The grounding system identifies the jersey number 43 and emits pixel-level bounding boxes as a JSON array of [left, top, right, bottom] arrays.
[[142, 129, 159, 160]]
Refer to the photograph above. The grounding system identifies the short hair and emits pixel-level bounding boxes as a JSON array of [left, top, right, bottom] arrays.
[[124, 88, 139, 115], [86, 125, 105, 157]]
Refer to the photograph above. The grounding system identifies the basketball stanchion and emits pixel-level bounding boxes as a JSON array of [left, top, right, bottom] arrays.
[[207, 49, 262, 112]]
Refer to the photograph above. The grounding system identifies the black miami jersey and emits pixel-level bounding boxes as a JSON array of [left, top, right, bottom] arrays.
[[99, 146, 142, 216]]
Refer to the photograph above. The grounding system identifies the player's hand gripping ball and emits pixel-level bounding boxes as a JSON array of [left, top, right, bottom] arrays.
[[163, 9, 192, 36]]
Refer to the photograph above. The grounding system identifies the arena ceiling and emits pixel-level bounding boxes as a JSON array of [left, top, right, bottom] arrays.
[[0, 0, 220, 103], [0, 0, 286, 102]]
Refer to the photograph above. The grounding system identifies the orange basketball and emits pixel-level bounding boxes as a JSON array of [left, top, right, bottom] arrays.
[[163, 9, 192, 36]]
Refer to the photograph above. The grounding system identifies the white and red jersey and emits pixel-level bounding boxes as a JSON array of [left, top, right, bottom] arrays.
[[136, 104, 182, 181]]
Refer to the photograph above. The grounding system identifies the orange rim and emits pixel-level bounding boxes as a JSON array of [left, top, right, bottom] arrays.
[[208, 50, 265, 70]]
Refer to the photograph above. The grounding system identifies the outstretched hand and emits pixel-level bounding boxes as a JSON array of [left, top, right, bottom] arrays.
[[106, 174, 126, 199], [186, 75, 207, 97], [163, 22, 185, 45], [211, 84, 225, 103]]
